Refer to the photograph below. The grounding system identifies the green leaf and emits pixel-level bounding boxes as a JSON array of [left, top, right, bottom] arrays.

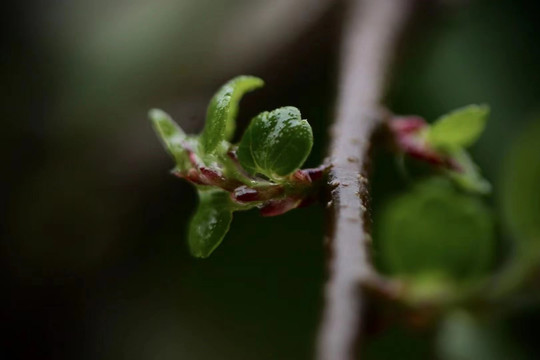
[[428, 104, 489, 149], [447, 149, 491, 194], [149, 108, 189, 169], [237, 106, 313, 178], [376, 177, 495, 280], [501, 119, 540, 245], [437, 311, 526, 360], [188, 189, 233, 258], [200, 76, 264, 154]]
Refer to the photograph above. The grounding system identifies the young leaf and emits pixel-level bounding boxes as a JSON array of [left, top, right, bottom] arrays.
[[428, 104, 489, 149], [237, 106, 313, 179], [376, 177, 495, 280], [188, 189, 233, 258], [200, 76, 264, 155], [149, 108, 190, 170], [437, 311, 525, 360], [447, 149, 491, 194]]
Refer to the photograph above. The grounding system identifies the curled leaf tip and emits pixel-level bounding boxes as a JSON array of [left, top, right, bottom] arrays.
[[148, 108, 167, 121], [149, 108, 189, 170], [149, 108, 186, 137], [200, 75, 265, 155]]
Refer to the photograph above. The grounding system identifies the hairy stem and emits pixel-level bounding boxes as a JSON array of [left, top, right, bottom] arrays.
[[317, 0, 415, 359]]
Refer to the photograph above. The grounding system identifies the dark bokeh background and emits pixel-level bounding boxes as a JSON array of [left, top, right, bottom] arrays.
[[2, 0, 540, 359]]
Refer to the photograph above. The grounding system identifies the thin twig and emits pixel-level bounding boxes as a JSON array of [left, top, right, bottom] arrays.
[[317, 0, 415, 359]]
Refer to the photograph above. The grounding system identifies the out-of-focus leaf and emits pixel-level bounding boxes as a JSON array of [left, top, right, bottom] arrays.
[[501, 119, 540, 244], [200, 76, 264, 155], [188, 189, 233, 258], [376, 177, 495, 280], [149, 108, 189, 169], [492, 119, 540, 296], [437, 311, 526, 360], [447, 149, 491, 194], [237, 106, 313, 178], [401, 273, 458, 305], [428, 105, 489, 149]]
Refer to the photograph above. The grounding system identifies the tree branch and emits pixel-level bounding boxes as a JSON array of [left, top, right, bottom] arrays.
[[317, 0, 416, 359]]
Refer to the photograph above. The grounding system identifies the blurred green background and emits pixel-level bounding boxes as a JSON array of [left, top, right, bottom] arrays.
[[2, 0, 540, 359]]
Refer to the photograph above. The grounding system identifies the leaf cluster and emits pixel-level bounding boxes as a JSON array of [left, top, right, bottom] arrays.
[[150, 76, 323, 258], [378, 105, 496, 305]]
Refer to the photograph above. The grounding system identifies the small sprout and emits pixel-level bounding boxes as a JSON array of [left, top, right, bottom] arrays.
[[303, 165, 329, 182], [389, 105, 491, 194], [260, 197, 302, 217], [150, 76, 327, 257], [232, 186, 260, 203]]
